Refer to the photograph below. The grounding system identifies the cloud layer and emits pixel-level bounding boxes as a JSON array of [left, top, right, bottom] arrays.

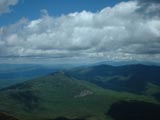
[[0, 1, 160, 63], [0, 0, 19, 15]]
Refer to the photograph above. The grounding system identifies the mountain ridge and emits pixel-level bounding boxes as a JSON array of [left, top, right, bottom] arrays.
[[0, 64, 160, 120]]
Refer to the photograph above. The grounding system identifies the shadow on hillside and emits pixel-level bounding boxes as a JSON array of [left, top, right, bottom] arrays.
[[0, 112, 19, 120], [107, 100, 160, 120]]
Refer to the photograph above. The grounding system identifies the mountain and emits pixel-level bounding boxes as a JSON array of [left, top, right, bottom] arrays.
[[0, 64, 160, 120], [93, 61, 160, 66], [66, 64, 160, 95]]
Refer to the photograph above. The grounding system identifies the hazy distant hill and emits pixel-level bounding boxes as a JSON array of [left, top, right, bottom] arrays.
[[0, 64, 160, 120]]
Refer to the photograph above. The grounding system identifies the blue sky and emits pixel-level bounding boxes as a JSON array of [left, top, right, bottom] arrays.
[[0, 0, 128, 26], [0, 0, 160, 64]]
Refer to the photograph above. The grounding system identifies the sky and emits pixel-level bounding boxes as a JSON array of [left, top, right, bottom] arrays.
[[0, 0, 160, 64]]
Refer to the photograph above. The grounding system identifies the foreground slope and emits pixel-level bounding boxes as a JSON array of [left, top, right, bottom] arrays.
[[0, 71, 158, 120]]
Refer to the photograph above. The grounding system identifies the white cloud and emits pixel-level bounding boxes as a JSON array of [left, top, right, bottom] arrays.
[[0, 1, 160, 63], [0, 0, 19, 15]]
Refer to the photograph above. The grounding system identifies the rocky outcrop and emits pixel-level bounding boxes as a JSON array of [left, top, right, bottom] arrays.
[[74, 90, 93, 98]]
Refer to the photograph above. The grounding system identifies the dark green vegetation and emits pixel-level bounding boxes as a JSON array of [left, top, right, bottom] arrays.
[[0, 64, 160, 120]]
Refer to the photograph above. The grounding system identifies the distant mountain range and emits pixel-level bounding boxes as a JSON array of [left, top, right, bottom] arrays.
[[0, 64, 60, 89], [95, 61, 160, 66], [0, 64, 160, 120], [66, 64, 160, 94]]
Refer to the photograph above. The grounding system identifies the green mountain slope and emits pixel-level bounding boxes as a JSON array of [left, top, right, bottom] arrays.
[[66, 64, 160, 95], [0, 72, 157, 120]]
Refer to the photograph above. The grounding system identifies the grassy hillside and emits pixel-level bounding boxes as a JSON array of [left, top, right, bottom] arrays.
[[0, 71, 159, 120]]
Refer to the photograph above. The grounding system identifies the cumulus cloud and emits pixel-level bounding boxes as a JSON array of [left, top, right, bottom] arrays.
[[0, 1, 160, 63], [0, 0, 19, 15], [137, 0, 160, 3], [135, 0, 160, 17]]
